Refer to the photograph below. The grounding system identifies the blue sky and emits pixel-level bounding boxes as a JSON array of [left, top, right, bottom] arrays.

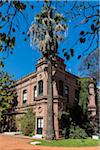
[[1, 1, 98, 80]]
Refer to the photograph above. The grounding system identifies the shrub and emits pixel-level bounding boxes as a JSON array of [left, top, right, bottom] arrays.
[[20, 108, 35, 136], [69, 124, 88, 139]]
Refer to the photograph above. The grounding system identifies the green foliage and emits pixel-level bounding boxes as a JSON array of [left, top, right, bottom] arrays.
[[59, 102, 94, 139], [0, 1, 33, 67], [20, 108, 35, 136], [0, 71, 17, 114], [0, 71, 18, 132], [78, 78, 91, 114], [59, 79, 95, 139], [69, 124, 88, 139], [28, 131, 35, 137]]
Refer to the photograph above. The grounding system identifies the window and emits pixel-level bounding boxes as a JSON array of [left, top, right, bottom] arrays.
[[59, 80, 63, 96], [22, 89, 27, 104], [64, 85, 69, 102], [38, 118, 43, 128], [64, 85, 68, 95], [75, 89, 79, 102], [34, 85, 37, 98], [38, 80, 43, 96]]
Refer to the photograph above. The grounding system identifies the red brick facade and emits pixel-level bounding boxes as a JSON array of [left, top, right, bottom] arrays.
[[15, 57, 96, 138]]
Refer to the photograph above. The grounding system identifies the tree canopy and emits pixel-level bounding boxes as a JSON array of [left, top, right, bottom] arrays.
[[29, 2, 67, 61], [0, 1, 99, 69], [63, 1, 99, 60], [0, 1, 33, 67]]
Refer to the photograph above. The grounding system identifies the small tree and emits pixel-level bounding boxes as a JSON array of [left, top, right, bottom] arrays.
[[0, 71, 18, 132]]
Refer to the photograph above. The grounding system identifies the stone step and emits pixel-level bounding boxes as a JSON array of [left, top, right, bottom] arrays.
[[32, 134, 42, 139], [3, 132, 22, 135]]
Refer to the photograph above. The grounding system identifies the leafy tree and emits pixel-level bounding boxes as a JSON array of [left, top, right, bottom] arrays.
[[0, 1, 34, 67], [29, 2, 67, 139], [0, 71, 18, 132]]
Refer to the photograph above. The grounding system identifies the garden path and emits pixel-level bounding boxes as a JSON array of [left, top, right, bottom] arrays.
[[0, 134, 99, 150]]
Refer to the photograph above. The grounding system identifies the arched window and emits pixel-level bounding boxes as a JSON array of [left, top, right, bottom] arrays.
[[22, 89, 27, 104], [64, 85, 69, 102], [33, 85, 37, 99], [38, 80, 43, 96], [59, 80, 63, 96]]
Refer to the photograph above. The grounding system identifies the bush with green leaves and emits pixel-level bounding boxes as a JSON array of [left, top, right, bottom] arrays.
[[69, 124, 88, 139], [59, 105, 92, 139], [20, 108, 35, 136]]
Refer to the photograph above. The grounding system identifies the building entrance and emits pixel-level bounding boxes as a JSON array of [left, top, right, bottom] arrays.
[[37, 118, 43, 134]]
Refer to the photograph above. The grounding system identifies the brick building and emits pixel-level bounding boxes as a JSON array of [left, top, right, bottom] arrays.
[[15, 56, 96, 138]]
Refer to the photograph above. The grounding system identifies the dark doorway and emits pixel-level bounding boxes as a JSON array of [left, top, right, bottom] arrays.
[[37, 118, 43, 134]]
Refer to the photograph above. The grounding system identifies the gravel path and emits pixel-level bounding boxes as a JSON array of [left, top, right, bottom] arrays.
[[0, 134, 99, 150]]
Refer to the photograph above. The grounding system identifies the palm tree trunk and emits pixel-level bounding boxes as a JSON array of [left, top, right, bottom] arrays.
[[46, 60, 54, 140]]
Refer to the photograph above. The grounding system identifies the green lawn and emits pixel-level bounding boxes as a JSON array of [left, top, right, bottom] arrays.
[[31, 138, 100, 147]]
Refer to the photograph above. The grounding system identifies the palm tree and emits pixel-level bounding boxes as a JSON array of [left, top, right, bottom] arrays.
[[29, 2, 67, 140]]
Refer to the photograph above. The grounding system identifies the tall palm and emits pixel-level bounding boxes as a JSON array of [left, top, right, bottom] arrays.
[[29, 2, 67, 140]]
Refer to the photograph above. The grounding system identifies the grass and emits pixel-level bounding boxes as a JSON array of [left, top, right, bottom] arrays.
[[31, 138, 100, 147]]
